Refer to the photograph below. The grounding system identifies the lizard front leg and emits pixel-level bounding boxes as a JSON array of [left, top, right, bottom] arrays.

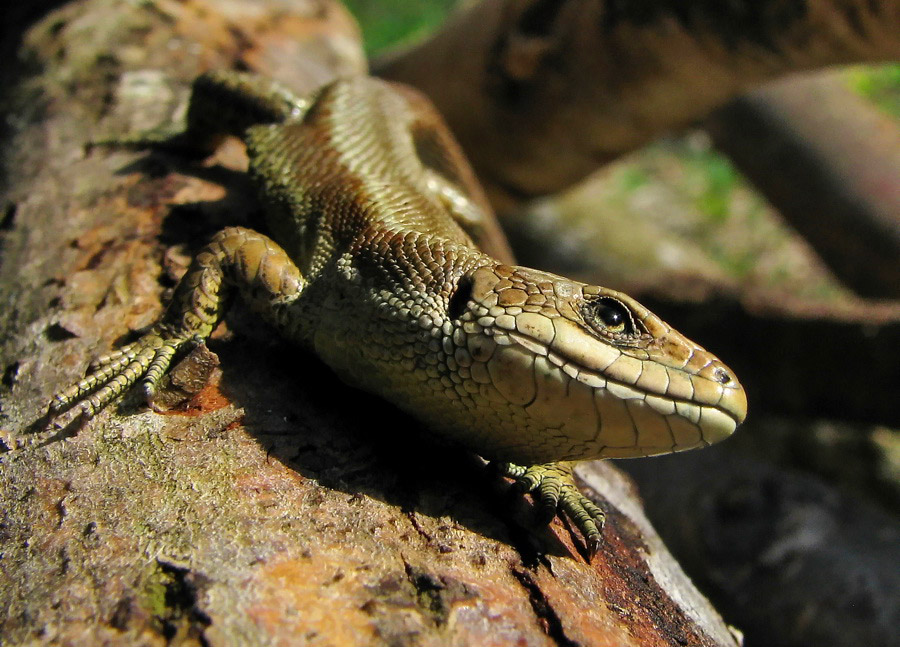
[[50, 226, 306, 421], [494, 460, 607, 552]]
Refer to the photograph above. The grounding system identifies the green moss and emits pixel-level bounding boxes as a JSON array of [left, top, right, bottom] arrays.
[[694, 154, 739, 223], [671, 142, 742, 224], [142, 568, 172, 619], [618, 166, 650, 193], [140, 560, 208, 639]]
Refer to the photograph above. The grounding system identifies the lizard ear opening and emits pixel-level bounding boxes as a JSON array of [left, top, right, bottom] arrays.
[[448, 275, 474, 320]]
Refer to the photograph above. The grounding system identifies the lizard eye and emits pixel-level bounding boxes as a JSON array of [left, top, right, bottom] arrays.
[[448, 275, 474, 320], [583, 297, 635, 335]]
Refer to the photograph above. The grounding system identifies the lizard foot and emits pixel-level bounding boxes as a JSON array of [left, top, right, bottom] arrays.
[[48, 226, 305, 427], [494, 461, 606, 552], [89, 126, 210, 158], [49, 324, 198, 423]]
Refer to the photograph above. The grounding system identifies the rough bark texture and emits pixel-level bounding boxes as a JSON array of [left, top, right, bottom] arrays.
[[0, 1, 741, 645]]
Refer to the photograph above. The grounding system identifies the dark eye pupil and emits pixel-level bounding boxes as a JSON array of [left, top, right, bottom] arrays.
[[599, 305, 623, 327], [582, 297, 638, 336]]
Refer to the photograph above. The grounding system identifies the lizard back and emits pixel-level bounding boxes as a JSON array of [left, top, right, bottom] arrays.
[[244, 77, 483, 280]]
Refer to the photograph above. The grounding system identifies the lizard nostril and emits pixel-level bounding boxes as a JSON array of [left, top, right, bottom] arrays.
[[714, 368, 732, 385]]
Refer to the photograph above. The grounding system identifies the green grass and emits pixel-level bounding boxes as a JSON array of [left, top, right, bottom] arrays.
[[845, 64, 900, 118], [342, 0, 458, 55], [690, 151, 740, 223]]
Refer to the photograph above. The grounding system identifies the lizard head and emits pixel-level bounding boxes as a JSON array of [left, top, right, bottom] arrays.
[[445, 263, 747, 462]]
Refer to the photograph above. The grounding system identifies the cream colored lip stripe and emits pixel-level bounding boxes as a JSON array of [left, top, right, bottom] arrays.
[[478, 307, 734, 413], [460, 316, 739, 454]]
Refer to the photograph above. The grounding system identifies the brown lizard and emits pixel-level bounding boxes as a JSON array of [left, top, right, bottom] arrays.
[[49, 71, 747, 550]]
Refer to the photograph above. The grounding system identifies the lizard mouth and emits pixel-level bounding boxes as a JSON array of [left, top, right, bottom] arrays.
[[461, 318, 745, 458], [502, 327, 746, 454]]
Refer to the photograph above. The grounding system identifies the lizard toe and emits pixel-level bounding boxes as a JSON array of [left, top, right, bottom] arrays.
[[492, 461, 606, 549], [49, 326, 194, 421]]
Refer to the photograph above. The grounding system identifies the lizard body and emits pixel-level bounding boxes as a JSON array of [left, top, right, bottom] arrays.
[[51, 71, 747, 549]]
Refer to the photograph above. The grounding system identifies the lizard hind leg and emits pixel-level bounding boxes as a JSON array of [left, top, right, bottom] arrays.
[[49, 226, 307, 424], [96, 70, 312, 154], [494, 460, 607, 552]]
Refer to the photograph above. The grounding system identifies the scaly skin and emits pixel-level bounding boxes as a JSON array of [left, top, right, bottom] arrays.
[[50, 71, 747, 551]]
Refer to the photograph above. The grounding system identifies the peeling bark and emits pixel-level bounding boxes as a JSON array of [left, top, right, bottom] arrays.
[[0, 1, 739, 645]]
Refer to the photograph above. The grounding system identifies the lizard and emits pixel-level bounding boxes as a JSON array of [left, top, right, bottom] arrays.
[[48, 70, 747, 551]]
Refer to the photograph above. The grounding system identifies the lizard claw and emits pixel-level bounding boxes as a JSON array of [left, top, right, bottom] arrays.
[[494, 461, 606, 551]]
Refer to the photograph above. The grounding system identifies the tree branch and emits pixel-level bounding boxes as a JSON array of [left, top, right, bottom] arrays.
[[706, 73, 900, 299], [377, 0, 900, 211]]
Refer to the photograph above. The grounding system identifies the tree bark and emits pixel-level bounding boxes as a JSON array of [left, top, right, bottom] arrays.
[[0, 1, 740, 645]]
